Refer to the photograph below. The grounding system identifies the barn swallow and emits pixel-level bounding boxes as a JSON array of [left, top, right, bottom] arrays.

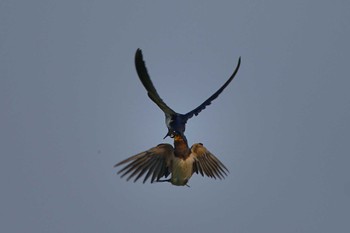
[[135, 48, 241, 139], [114, 133, 228, 186]]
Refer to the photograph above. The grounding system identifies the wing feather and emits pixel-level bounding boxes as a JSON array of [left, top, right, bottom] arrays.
[[135, 49, 176, 115], [191, 143, 229, 179], [184, 57, 241, 120], [114, 143, 174, 183]]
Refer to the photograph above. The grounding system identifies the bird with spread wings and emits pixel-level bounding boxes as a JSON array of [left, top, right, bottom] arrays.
[[115, 49, 241, 186], [135, 48, 241, 139]]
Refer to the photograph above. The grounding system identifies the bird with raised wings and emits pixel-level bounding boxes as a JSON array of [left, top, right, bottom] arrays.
[[115, 49, 241, 186], [135, 48, 241, 139], [114, 133, 228, 186]]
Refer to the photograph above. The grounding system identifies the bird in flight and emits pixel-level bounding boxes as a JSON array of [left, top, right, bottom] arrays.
[[114, 133, 228, 186], [135, 48, 241, 139], [114, 49, 241, 186]]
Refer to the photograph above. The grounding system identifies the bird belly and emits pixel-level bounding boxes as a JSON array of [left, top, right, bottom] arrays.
[[170, 157, 194, 186]]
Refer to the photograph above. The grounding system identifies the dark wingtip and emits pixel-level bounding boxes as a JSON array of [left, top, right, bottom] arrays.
[[135, 48, 142, 57], [113, 162, 121, 168], [230, 56, 241, 78], [236, 56, 241, 69]]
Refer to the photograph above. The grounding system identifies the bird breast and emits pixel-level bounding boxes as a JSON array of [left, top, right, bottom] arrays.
[[170, 156, 194, 186]]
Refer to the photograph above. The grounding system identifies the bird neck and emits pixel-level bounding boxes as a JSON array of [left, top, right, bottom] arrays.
[[173, 134, 190, 159]]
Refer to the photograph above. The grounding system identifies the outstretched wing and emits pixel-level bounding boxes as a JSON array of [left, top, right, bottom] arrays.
[[184, 57, 241, 120], [135, 49, 176, 116], [191, 143, 229, 179], [114, 143, 174, 183]]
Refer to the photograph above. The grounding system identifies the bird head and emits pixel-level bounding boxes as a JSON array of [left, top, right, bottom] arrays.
[[163, 129, 185, 140]]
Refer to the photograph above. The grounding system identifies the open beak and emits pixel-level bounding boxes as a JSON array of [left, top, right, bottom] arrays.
[[163, 132, 170, 139], [163, 130, 174, 139]]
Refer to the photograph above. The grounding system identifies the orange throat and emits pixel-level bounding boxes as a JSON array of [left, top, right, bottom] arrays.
[[174, 135, 190, 159]]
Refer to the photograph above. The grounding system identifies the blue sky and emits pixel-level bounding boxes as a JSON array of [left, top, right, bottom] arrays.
[[1, 1, 349, 232]]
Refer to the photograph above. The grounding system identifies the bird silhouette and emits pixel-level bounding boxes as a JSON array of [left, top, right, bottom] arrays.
[[114, 133, 228, 186], [135, 48, 241, 139]]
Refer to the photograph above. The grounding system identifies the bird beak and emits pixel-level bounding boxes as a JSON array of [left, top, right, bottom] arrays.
[[163, 130, 174, 139], [163, 132, 172, 139]]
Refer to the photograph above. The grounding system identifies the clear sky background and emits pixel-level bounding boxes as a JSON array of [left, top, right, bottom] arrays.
[[1, 1, 349, 232]]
